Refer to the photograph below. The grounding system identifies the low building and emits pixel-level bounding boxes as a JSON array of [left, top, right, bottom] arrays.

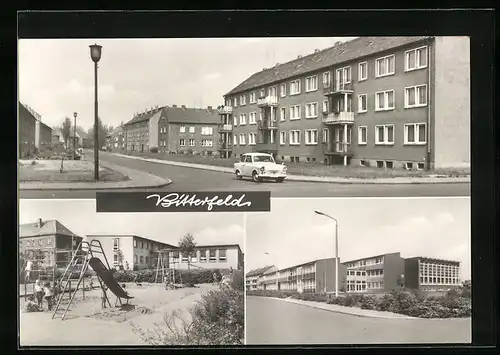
[[245, 265, 275, 291], [18, 102, 37, 158], [404, 256, 461, 292], [19, 218, 83, 268], [35, 120, 52, 153], [167, 244, 244, 271]]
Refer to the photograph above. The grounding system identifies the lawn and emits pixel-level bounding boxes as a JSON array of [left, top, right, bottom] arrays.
[[19, 159, 129, 183], [120, 150, 470, 179]]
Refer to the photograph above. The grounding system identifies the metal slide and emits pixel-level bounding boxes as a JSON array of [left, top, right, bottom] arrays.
[[88, 257, 133, 300]]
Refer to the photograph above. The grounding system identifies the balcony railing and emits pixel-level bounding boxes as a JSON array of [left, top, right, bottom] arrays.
[[322, 111, 355, 125], [323, 82, 354, 96], [257, 119, 278, 130], [218, 106, 233, 114], [219, 124, 233, 132], [325, 141, 353, 155], [257, 96, 279, 107]]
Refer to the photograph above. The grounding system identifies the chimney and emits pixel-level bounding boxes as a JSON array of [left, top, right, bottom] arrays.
[[297, 55, 302, 59], [181, 105, 186, 109], [172, 104, 177, 108], [37, 218, 43, 228], [314, 49, 320, 53]]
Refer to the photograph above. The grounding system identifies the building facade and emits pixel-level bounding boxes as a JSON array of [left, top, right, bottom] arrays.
[[19, 218, 83, 268], [223, 36, 470, 169], [124, 105, 220, 155], [404, 257, 461, 292], [18, 103, 37, 158], [106, 126, 125, 151], [167, 244, 244, 271], [35, 120, 52, 153], [245, 265, 275, 291]]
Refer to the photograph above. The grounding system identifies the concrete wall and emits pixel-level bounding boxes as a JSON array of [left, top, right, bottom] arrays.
[[383, 252, 405, 292], [315, 258, 346, 293], [432, 36, 470, 168], [404, 258, 420, 289]]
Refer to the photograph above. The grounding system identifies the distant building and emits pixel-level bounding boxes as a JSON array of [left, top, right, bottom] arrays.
[[404, 257, 461, 292], [18, 103, 37, 158], [52, 128, 65, 146], [106, 126, 125, 151], [246, 265, 275, 291]]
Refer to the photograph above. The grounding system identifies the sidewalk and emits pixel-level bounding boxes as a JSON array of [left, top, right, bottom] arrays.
[[114, 153, 470, 185], [19, 160, 172, 191], [268, 297, 417, 319]]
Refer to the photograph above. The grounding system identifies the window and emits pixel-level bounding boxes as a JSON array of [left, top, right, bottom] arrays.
[[405, 85, 427, 108], [405, 46, 428, 71], [268, 86, 277, 97], [404, 123, 427, 144], [239, 134, 246, 145], [133, 240, 137, 248], [280, 131, 286, 145], [233, 116, 238, 126], [201, 126, 213, 135], [201, 139, 213, 147], [239, 114, 247, 125], [250, 92, 256, 103], [358, 62, 368, 81], [260, 89, 265, 97], [248, 132, 257, 145], [375, 54, 395, 77], [181, 253, 189, 263], [322, 100, 329, 113], [322, 128, 329, 143], [289, 105, 301, 120], [219, 249, 227, 262], [189, 126, 195, 133], [189, 138, 195, 146], [179, 125, 186, 133], [233, 135, 238, 145], [305, 129, 318, 145], [289, 130, 301, 145], [240, 94, 246, 105], [280, 107, 286, 121], [141, 241, 144, 249], [375, 125, 395, 145], [47, 237, 52, 245], [113, 238, 119, 250], [134, 254, 138, 264], [358, 94, 367, 113], [209, 249, 216, 262], [336, 66, 352, 85], [179, 138, 186, 147], [375, 90, 395, 111], [290, 79, 301, 95], [233, 97, 238, 107], [200, 250, 207, 262], [305, 75, 318, 92], [358, 126, 367, 145], [305, 102, 318, 118], [249, 112, 257, 124], [140, 256, 144, 264], [323, 71, 331, 87], [280, 83, 286, 97]]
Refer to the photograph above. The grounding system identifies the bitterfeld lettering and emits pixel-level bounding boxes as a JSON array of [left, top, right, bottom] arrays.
[[146, 193, 252, 211]]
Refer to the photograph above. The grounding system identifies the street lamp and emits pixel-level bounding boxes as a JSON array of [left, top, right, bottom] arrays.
[[73, 112, 78, 157], [314, 210, 339, 297], [89, 43, 102, 181]]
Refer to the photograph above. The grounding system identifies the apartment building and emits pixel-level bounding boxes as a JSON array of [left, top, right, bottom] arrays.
[[245, 265, 275, 291], [106, 126, 125, 150], [223, 36, 470, 169], [257, 265, 279, 291], [124, 105, 220, 155], [342, 252, 405, 293], [404, 257, 461, 292], [19, 218, 83, 267]]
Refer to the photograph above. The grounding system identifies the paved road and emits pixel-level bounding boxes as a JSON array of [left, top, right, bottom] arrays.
[[20, 152, 470, 199], [246, 296, 471, 345]]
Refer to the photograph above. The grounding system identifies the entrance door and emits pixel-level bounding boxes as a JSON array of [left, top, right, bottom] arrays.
[[335, 127, 343, 152]]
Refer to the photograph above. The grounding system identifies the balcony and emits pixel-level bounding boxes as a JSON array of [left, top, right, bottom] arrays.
[[218, 106, 233, 115], [257, 96, 279, 107], [257, 119, 278, 130], [219, 142, 233, 150], [324, 141, 353, 156], [252, 142, 279, 153], [323, 82, 354, 96], [322, 111, 355, 125], [219, 124, 233, 132]]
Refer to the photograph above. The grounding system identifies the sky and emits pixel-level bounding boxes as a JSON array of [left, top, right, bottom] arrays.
[[246, 197, 471, 280], [19, 199, 244, 251], [18, 37, 356, 131]]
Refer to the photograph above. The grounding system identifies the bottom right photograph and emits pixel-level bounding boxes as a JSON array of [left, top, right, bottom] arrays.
[[245, 197, 471, 345]]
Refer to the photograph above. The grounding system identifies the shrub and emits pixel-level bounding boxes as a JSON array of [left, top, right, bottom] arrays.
[[359, 295, 378, 310], [378, 293, 396, 312], [230, 270, 244, 291], [150, 147, 158, 153], [388, 290, 418, 314]]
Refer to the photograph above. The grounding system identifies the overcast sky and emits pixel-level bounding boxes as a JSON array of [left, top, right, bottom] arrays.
[[246, 198, 471, 280], [19, 199, 244, 251], [18, 37, 355, 131]]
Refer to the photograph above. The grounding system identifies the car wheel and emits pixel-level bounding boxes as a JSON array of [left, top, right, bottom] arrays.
[[252, 171, 261, 183], [276, 177, 284, 183], [235, 170, 242, 180]]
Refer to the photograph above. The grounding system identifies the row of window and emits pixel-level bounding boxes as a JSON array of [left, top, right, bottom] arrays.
[[420, 277, 461, 285], [176, 126, 214, 135], [344, 257, 384, 269], [228, 46, 428, 106], [171, 138, 213, 147]]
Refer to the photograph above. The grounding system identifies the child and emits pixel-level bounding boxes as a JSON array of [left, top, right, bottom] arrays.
[[101, 285, 108, 309], [34, 280, 44, 309], [43, 282, 53, 311]]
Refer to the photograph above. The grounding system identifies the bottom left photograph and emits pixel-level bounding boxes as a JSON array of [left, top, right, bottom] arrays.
[[18, 199, 245, 347]]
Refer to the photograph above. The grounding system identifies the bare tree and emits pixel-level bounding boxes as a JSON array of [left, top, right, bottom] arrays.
[[61, 117, 72, 149]]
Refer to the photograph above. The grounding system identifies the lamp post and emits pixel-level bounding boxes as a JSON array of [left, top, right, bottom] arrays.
[[73, 112, 78, 157], [89, 44, 102, 181], [314, 210, 339, 297]]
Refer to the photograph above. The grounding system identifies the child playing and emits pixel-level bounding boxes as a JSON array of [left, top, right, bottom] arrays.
[[43, 282, 53, 311], [101, 285, 108, 309], [34, 279, 44, 309]]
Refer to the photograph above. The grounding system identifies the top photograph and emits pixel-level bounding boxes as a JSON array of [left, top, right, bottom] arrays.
[[18, 36, 470, 199]]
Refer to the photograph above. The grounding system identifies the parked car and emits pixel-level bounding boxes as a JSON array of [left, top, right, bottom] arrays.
[[234, 152, 287, 183]]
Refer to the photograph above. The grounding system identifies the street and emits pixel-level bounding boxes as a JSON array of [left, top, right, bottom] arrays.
[[20, 151, 471, 199], [245, 296, 471, 345]]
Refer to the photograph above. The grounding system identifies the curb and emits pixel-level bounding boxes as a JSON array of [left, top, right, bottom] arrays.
[[113, 154, 470, 185], [263, 296, 417, 320]]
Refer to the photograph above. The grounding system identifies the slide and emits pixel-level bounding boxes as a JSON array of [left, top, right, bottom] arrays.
[[88, 257, 133, 300]]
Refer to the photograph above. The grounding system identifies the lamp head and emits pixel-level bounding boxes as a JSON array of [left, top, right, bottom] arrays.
[[89, 44, 102, 63], [314, 210, 325, 216], [73, 112, 78, 118]]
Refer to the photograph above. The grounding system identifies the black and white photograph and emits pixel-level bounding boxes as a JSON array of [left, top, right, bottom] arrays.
[[245, 197, 471, 345], [18, 199, 245, 346], [18, 36, 470, 199]]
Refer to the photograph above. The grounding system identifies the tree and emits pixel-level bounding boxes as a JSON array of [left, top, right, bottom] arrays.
[[87, 117, 107, 150], [178, 234, 196, 274], [61, 117, 72, 149], [116, 249, 124, 270]]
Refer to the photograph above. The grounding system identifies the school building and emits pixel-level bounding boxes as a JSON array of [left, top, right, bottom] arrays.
[[220, 36, 470, 170]]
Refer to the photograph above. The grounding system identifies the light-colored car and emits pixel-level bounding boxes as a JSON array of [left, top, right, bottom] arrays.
[[234, 152, 287, 183]]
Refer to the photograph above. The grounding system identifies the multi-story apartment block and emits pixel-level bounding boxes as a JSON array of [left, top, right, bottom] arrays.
[[223, 36, 470, 169], [404, 257, 461, 292], [18, 103, 52, 157], [19, 218, 83, 267], [245, 265, 275, 291], [124, 105, 220, 155], [106, 126, 125, 150], [342, 252, 405, 293]]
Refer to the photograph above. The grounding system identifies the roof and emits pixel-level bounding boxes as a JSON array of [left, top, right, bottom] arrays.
[[124, 105, 219, 126], [225, 36, 431, 96], [405, 256, 460, 264], [246, 265, 275, 277], [20, 219, 79, 238]]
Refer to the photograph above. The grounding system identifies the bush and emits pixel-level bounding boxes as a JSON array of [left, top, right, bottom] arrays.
[[359, 295, 378, 310], [150, 147, 158, 153], [378, 293, 396, 311], [388, 290, 418, 314], [230, 270, 244, 291], [246, 290, 295, 299]]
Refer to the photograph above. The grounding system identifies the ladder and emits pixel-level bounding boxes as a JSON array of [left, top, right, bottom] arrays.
[[52, 240, 113, 320]]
